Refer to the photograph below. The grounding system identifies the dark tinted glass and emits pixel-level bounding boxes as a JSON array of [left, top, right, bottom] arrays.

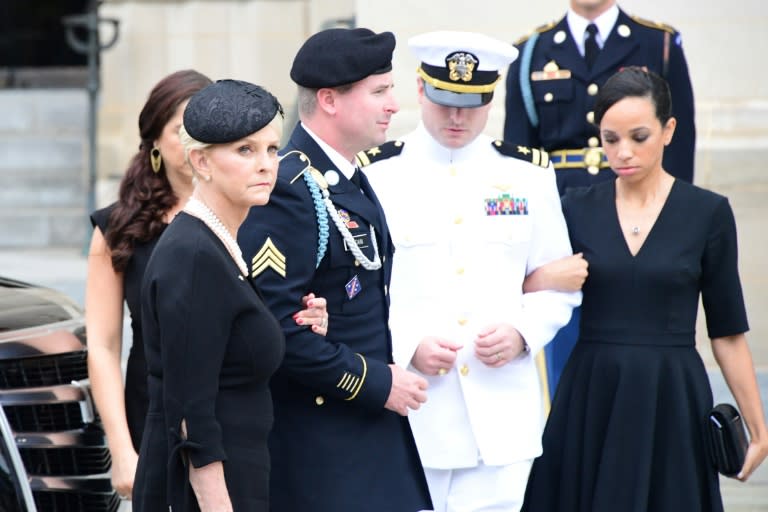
[[0, 0, 89, 67]]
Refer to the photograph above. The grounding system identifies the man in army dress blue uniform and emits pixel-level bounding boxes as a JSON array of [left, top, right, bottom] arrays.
[[237, 28, 432, 512], [505, 0, 696, 393]]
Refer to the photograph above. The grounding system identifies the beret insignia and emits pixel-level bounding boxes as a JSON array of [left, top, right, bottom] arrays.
[[492, 140, 550, 168], [355, 140, 405, 167]]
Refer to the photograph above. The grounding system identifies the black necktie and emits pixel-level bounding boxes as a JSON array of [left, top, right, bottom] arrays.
[[584, 23, 599, 70], [350, 168, 362, 188]]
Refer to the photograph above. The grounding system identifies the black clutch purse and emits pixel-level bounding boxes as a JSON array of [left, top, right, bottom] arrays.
[[706, 403, 748, 477]]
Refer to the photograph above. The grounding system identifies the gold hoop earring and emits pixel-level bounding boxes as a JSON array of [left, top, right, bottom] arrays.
[[150, 147, 162, 173]]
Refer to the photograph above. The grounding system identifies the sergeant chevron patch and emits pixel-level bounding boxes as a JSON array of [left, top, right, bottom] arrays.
[[251, 237, 287, 278]]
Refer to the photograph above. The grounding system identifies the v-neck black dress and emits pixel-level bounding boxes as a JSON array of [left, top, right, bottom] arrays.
[[522, 179, 749, 512]]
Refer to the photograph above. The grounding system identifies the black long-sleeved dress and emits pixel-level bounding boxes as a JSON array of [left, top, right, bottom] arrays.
[[133, 212, 285, 511]]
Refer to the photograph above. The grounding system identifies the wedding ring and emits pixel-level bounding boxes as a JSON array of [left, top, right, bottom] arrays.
[[438, 368, 447, 376], [495, 352, 503, 362], [320, 316, 328, 329]]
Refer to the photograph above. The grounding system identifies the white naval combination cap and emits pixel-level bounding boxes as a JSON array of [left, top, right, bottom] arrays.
[[409, 30, 519, 108]]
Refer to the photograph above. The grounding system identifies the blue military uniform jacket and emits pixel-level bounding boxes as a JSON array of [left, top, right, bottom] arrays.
[[238, 123, 431, 512], [504, 8, 696, 193]]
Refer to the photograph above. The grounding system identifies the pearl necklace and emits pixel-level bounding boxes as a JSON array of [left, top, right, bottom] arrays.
[[184, 197, 248, 277], [631, 226, 640, 236]]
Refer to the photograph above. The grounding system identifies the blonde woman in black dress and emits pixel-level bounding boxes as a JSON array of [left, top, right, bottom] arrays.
[[134, 80, 327, 512]]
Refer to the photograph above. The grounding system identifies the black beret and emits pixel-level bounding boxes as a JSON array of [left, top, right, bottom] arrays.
[[290, 28, 396, 88], [183, 79, 284, 144]]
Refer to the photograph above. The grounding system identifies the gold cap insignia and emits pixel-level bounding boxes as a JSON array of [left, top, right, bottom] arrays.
[[446, 52, 478, 82]]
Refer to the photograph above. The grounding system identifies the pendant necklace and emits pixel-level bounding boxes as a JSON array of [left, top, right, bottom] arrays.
[[631, 226, 640, 236]]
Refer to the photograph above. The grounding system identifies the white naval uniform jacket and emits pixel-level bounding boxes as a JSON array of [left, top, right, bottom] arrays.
[[364, 124, 581, 469]]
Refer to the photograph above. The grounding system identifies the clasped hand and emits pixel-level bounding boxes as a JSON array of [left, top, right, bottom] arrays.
[[410, 325, 527, 376]]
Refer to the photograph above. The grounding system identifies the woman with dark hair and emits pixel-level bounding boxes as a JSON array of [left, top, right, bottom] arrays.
[[85, 70, 327, 500], [521, 67, 768, 511]]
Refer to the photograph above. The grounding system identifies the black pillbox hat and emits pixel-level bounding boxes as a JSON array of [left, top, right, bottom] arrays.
[[183, 79, 284, 144], [290, 28, 396, 88]]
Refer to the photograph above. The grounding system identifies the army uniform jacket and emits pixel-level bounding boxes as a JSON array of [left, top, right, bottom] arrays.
[[364, 125, 582, 468], [504, 8, 696, 191], [238, 123, 431, 511]]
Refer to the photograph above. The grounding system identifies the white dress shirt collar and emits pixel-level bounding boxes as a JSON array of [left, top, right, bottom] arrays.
[[409, 122, 488, 165], [301, 122, 357, 179], [567, 3, 620, 56]]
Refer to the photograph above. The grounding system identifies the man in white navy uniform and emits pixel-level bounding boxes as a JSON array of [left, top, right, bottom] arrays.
[[362, 31, 582, 512]]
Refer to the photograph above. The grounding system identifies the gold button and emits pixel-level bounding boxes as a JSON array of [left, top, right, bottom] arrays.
[[587, 83, 599, 96], [588, 136, 599, 148], [354, 260, 360, 267], [454, 216, 463, 224], [544, 92, 554, 103], [460, 364, 469, 376], [456, 267, 465, 275], [458, 317, 467, 326], [315, 396, 325, 406], [586, 111, 595, 124], [588, 166, 600, 176]]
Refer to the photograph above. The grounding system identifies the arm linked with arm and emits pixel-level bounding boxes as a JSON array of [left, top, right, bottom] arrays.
[[240, 176, 392, 411], [515, 166, 582, 355]]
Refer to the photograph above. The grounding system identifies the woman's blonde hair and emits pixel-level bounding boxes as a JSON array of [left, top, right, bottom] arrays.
[[179, 124, 211, 180]]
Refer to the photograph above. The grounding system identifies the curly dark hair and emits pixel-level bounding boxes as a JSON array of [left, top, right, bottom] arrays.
[[106, 69, 212, 272]]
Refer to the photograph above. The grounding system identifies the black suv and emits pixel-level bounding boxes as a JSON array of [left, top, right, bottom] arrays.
[[0, 277, 119, 511]]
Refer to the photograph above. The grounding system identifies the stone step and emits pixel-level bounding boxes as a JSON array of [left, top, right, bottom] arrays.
[[0, 137, 84, 174], [0, 89, 87, 134], [0, 208, 87, 248], [0, 177, 86, 209]]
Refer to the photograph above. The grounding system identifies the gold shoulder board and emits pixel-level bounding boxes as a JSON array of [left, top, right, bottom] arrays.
[[355, 140, 405, 167], [630, 14, 678, 34], [492, 140, 550, 168]]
